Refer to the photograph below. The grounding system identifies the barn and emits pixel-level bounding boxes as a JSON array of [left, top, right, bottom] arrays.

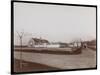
[[28, 38, 68, 48], [28, 38, 49, 47]]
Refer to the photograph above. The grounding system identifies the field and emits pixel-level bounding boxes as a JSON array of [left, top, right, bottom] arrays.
[[14, 47, 96, 72]]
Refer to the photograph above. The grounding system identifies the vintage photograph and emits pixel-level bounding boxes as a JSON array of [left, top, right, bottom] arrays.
[[12, 1, 97, 73]]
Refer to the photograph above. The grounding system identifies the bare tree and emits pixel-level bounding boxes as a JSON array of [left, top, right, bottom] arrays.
[[71, 38, 82, 51], [16, 31, 33, 70], [16, 31, 24, 70]]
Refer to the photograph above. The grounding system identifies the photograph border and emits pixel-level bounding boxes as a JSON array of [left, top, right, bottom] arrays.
[[11, 0, 97, 74]]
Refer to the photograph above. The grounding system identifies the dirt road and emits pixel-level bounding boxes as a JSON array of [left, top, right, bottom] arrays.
[[14, 48, 96, 70]]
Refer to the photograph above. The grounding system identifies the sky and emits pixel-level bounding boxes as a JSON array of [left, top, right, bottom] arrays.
[[14, 2, 96, 45]]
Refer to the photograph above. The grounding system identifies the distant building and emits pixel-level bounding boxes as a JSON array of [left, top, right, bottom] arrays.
[[28, 38, 49, 47], [68, 42, 82, 48], [28, 38, 68, 48]]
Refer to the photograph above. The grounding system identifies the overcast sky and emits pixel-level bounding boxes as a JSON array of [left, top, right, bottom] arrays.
[[14, 2, 96, 45]]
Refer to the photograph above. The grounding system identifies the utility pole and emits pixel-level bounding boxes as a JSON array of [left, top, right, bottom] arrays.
[[16, 31, 24, 71]]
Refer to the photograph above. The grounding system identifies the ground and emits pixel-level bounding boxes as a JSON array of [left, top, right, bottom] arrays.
[[14, 59, 59, 72], [13, 47, 96, 73]]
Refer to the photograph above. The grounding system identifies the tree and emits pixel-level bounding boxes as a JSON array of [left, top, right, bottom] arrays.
[[16, 31, 34, 70], [16, 31, 24, 70], [71, 38, 83, 51]]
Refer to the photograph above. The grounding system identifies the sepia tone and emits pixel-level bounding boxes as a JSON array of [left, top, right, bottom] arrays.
[[12, 1, 97, 73]]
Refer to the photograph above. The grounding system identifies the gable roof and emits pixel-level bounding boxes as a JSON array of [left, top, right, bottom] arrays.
[[32, 38, 49, 43]]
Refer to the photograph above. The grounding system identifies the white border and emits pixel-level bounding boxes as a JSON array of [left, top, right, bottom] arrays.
[[0, 0, 99, 75]]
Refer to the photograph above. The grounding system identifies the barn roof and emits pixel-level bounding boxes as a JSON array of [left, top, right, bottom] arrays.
[[31, 38, 49, 43]]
